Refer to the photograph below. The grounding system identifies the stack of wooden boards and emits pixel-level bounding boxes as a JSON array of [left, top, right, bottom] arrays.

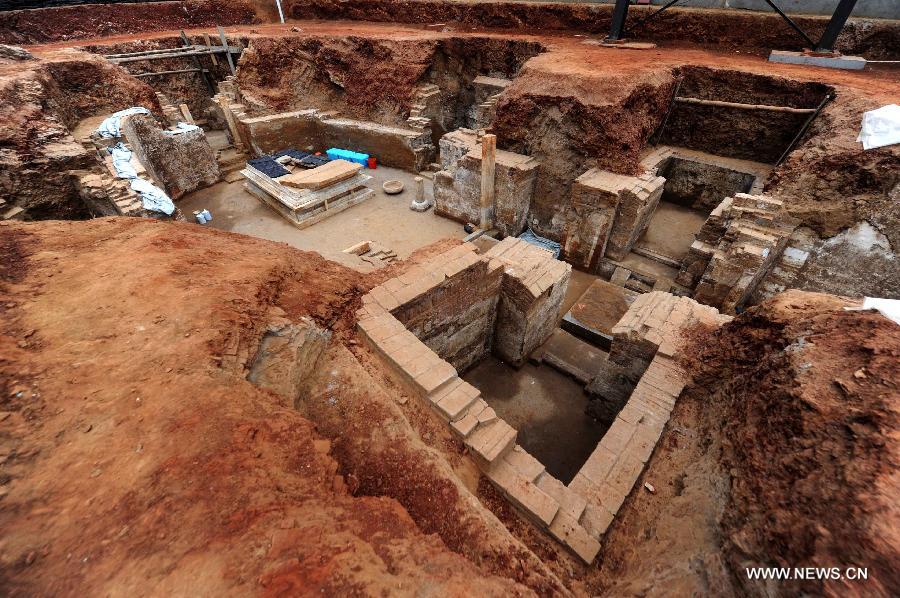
[[241, 158, 372, 229]]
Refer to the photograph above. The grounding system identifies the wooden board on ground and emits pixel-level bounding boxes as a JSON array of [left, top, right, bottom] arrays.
[[279, 159, 362, 190]]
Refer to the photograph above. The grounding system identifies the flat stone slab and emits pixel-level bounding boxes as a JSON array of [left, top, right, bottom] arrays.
[[561, 279, 639, 350], [539, 329, 608, 384], [769, 50, 866, 71]]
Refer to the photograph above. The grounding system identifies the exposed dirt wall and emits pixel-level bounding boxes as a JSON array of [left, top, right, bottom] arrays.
[[491, 57, 674, 240], [78, 36, 236, 123], [0, 0, 258, 45], [684, 291, 900, 596], [236, 35, 542, 129], [294, 0, 900, 59], [0, 218, 540, 596], [0, 50, 161, 219]]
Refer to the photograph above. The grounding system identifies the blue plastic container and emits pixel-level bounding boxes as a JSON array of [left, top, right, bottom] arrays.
[[326, 147, 370, 167]]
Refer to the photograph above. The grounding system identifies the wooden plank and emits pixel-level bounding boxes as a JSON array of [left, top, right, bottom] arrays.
[[480, 133, 496, 229], [181, 30, 215, 96], [133, 68, 207, 78], [674, 96, 816, 114], [217, 25, 237, 75]]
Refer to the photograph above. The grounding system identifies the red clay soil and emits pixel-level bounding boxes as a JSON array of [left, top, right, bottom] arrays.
[[0, 49, 162, 219], [0, 219, 545, 596], [0, 0, 259, 45], [688, 291, 899, 596], [291, 0, 900, 59], [583, 292, 899, 597]]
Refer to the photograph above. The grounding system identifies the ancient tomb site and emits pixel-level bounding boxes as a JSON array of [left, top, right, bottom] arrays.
[[0, 0, 898, 596]]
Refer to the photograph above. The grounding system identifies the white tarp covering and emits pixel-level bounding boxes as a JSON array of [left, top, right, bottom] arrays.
[[129, 177, 175, 215], [96, 107, 150, 139], [163, 122, 201, 136], [109, 142, 137, 180], [857, 104, 900, 150], [107, 142, 174, 215], [845, 297, 900, 326]]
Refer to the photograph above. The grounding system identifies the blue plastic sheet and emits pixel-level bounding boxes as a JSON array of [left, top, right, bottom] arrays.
[[518, 228, 561, 259]]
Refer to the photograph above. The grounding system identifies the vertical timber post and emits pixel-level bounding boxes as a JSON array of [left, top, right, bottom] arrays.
[[480, 134, 496, 230]]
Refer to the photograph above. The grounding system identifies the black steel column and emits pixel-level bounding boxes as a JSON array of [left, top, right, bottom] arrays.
[[815, 0, 859, 53], [606, 0, 631, 42]]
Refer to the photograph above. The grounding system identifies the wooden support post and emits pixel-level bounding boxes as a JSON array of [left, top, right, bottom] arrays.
[[480, 133, 496, 230], [216, 96, 244, 151], [180, 30, 215, 96], [179, 103, 195, 124], [203, 33, 219, 66], [415, 176, 425, 202], [217, 26, 237, 75]]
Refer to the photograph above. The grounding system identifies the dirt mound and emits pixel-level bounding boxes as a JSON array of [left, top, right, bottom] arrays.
[[0, 218, 545, 596], [687, 290, 900, 596]]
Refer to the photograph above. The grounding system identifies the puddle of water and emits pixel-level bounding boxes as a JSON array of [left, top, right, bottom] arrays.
[[464, 355, 608, 484]]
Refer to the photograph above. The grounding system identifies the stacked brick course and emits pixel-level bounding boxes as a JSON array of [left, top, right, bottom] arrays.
[[484, 237, 572, 367], [561, 167, 665, 268], [679, 193, 799, 312], [569, 292, 731, 552], [434, 132, 540, 237]]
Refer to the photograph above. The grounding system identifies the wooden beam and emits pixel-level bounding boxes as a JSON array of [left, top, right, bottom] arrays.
[[132, 68, 208, 78], [674, 97, 816, 114], [179, 103, 195, 124], [480, 133, 496, 230], [181, 30, 216, 96], [218, 25, 237, 75]]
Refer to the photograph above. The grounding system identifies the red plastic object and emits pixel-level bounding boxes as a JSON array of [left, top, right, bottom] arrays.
[[367, 157, 377, 169]]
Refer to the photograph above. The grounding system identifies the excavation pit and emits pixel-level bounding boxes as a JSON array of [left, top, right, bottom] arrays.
[[464, 356, 606, 484]]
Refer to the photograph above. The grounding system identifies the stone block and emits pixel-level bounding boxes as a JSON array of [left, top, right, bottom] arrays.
[[466, 418, 517, 466], [536, 473, 587, 521], [580, 503, 615, 539], [503, 445, 545, 482], [487, 460, 560, 527], [548, 510, 601, 563], [578, 444, 618, 486]]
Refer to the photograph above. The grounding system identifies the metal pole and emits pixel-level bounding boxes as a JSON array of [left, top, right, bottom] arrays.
[[815, 0, 859, 53], [763, 0, 817, 49], [606, 0, 630, 42], [775, 92, 833, 167], [274, 0, 285, 24]]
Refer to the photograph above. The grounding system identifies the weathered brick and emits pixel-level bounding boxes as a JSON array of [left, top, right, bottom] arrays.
[[466, 419, 516, 465], [487, 460, 560, 526], [548, 510, 601, 563], [503, 446, 545, 482], [435, 381, 480, 421], [579, 444, 618, 485], [599, 419, 636, 456], [580, 503, 615, 539], [536, 473, 587, 521]]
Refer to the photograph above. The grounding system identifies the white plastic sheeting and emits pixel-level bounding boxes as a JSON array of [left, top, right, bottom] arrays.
[[107, 142, 175, 215], [846, 297, 900, 326], [109, 142, 137, 180], [129, 177, 175, 215], [857, 104, 900, 150], [163, 122, 201, 136], [95, 107, 150, 139]]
